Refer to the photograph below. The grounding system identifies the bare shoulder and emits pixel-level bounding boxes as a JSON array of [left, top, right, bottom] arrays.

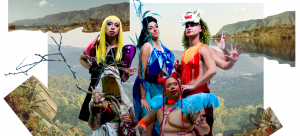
[[141, 43, 151, 51], [209, 46, 217, 52], [140, 43, 151, 57], [199, 44, 210, 52], [199, 44, 213, 56]]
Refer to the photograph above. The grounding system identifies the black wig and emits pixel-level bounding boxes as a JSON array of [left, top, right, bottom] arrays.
[[137, 16, 158, 49]]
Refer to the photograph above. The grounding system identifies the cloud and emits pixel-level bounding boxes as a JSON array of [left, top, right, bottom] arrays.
[[241, 8, 245, 11], [234, 9, 238, 12], [250, 10, 254, 12], [50, 4, 54, 7], [34, 0, 48, 7]]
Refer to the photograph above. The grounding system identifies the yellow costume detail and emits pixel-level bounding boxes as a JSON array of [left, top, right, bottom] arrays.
[[182, 42, 204, 64]]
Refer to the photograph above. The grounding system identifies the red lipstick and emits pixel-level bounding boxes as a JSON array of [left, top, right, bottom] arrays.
[[109, 31, 115, 34]]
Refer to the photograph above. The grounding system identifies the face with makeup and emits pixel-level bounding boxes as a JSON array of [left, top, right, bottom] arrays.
[[105, 20, 120, 37], [185, 22, 202, 37], [164, 77, 181, 100], [145, 21, 160, 40]]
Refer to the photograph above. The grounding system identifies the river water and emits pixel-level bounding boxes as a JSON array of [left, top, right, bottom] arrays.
[[211, 38, 295, 67]]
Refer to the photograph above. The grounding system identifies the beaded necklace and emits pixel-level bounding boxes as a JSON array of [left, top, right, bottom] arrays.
[[160, 105, 177, 135]]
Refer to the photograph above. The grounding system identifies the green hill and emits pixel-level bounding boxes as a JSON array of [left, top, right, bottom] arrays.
[[217, 11, 295, 35], [10, 2, 129, 27], [48, 73, 263, 135]]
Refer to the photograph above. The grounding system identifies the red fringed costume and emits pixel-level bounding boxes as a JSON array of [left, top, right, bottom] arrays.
[[180, 43, 214, 136]]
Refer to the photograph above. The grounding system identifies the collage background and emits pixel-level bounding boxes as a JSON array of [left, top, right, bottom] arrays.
[[0, 0, 298, 135]]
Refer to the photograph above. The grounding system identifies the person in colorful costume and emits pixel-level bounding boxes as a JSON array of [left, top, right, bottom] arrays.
[[138, 72, 219, 136], [173, 9, 243, 136], [175, 9, 243, 73], [79, 15, 137, 122], [132, 16, 175, 136], [88, 66, 137, 136]]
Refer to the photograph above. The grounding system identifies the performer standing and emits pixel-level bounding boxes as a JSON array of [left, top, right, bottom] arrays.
[[79, 15, 136, 122], [132, 15, 175, 136], [138, 72, 219, 136], [173, 9, 242, 136], [175, 9, 243, 72]]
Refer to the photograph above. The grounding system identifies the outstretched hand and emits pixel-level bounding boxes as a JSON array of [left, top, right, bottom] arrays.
[[194, 110, 210, 134], [141, 98, 150, 111], [91, 86, 105, 104], [214, 32, 227, 51], [126, 68, 138, 76], [225, 43, 243, 62], [194, 116, 204, 127], [194, 117, 210, 134]]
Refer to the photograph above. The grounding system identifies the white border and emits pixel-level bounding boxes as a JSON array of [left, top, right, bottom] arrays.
[[1, 0, 298, 135]]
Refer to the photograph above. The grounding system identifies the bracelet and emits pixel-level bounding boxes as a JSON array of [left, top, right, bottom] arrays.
[[91, 102, 103, 113], [202, 122, 210, 134], [139, 78, 146, 83]]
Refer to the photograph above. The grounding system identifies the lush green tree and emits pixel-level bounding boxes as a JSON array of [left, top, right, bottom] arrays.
[[213, 97, 263, 134]]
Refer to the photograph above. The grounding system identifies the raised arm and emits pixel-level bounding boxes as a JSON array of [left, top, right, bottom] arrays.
[[212, 31, 243, 70], [88, 86, 106, 131], [189, 110, 210, 135], [138, 109, 157, 136], [88, 100, 106, 131], [214, 31, 231, 61], [138, 44, 151, 110], [210, 47, 229, 62], [210, 43, 243, 70], [182, 45, 217, 92]]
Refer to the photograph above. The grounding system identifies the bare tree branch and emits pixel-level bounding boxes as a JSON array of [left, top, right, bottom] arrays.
[[5, 28, 133, 94]]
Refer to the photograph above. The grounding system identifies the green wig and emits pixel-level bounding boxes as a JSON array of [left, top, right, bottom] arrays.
[[182, 18, 211, 49]]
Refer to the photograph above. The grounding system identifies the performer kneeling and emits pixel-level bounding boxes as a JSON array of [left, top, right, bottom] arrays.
[[138, 72, 219, 136]]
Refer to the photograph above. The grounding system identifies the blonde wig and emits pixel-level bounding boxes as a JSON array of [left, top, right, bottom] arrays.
[[96, 16, 123, 64]]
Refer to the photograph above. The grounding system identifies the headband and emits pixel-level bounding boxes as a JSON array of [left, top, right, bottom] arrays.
[[157, 72, 181, 85]]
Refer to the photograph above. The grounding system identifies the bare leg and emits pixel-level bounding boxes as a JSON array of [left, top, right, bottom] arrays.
[[146, 122, 154, 136]]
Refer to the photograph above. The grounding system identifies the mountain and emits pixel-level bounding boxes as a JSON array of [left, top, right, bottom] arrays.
[[217, 11, 295, 35], [48, 44, 263, 109], [48, 45, 263, 82], [10, 2, 129, 26]]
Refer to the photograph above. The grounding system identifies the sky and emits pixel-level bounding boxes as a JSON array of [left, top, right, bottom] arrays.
[[1, 0, 299, 136], [8, 0, 128, 23], [48, 3, 264, 51]]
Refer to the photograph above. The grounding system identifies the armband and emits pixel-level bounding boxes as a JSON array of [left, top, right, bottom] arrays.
[[138, 118, 149, 127], [139, 78, 146, 83], [203, 122, 210, 134]]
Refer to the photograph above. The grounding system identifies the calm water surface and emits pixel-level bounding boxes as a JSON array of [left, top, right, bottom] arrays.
[[211, 38, 295, 67]]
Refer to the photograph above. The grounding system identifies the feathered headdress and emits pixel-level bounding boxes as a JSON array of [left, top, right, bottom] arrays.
[[130, 0, 161, 48], [130, 0, 164, 85], [179, 8, 204, 26]]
